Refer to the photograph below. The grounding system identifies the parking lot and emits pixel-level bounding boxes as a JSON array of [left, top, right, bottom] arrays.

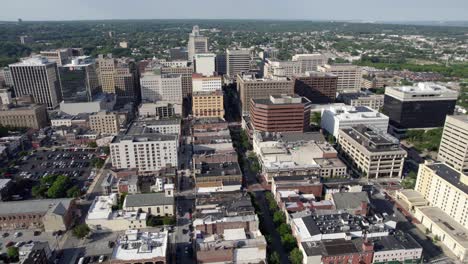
[[0, 229, 64, 255], [16, 148, 97, 180]]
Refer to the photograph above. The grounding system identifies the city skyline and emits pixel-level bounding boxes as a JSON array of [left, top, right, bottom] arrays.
[[1, 0, 468, 22]]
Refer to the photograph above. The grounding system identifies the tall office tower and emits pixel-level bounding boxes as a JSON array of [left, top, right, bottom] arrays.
[[170, 47, 188, 61], [215, 54, 227, 75], [161, 64, 194, 98], [437, 115, 468, 174], [192, 74, 222, 92], [9, 56, 62, 109], [194, 53, 216, 76], [226, 48, 251, 78], [249, 94, 311, 133], [293, 72, 338, 104], [192, 90, 225, 118], [383, 83, 458, 134], [40, 48, 73, 66], [317, 64, 362, 93], [263, 59, 300, 78], [140, 72, 182, 104], [58, 56, 100, 103], [96, 54, 139, 101], [237, 73, 294, 115], [292, 53, 328, 72], [187, 25, 208, 61]]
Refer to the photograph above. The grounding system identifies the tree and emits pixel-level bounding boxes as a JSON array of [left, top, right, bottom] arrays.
[[281, 233, 298, 251], [118, 193, 127, 210], [311, 112, 322, 125], [32, 185, 48, 198], [103, 146, 110, 155], [67, 186, 81, 198], [277, 223, 291, 236], [87, 141, 98, 148], [289, 248, 303, 264], [268, 252, 280, 264], [7, 246, 19, 261], [73, 224, 91, 239], [47, 175, 70, 198], [91, 157, 105, 169], [273, 211, 285, 226]]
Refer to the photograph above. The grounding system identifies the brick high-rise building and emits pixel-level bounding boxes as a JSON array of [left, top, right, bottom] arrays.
[[249, 94, 311, 133], [237, 73, 294, 115], [293, 72, 338, 104]]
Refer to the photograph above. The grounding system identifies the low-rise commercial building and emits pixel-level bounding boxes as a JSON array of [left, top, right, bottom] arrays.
[[194, 162, 242, 193], [338, 125, 407, 179], [86, 194, 147, 232], [0, 199, 75, 232], [138, 101, 182, 118], [321, 105, 389, 138], [89, 111, 120, 135], [110, 229, 168, 264]]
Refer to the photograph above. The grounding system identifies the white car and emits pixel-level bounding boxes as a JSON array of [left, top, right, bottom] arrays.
[[98, 255, 105, 263]]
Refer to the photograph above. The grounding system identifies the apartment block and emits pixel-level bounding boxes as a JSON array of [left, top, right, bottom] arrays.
[[318, 64, 362, 93], [249, 94, 311, 133], [413, 162, 468, 261], [9, 57, 62, 109], [293, 72, 338, 104], [110, 122, 179, 172], [0, 104, 48, 129], [237, 73, 294, 115], [89, 111, 120, 135], [437, 115, 468, 174], [192, 90, 224, 119], [338, 125, 407, 178]]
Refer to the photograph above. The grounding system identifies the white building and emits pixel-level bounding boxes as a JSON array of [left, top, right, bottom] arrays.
[[110, 122, 179, 172], [138, 101, 182, 118], [318, 64, 362, 93], [263, 59, 300, 78], [111, 229, 168, 264], [86, 194, 148, 232], [292, 53, 328, 72], [192, 74, 222, 92], [140, 72, 182, 104], [194, 53, 216, 76], [321, 105, 389, 137], [59, 93, 116, 115], [133, 119, 181, 135]]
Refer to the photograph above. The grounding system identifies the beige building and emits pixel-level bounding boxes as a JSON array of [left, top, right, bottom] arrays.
[[161, 64, 194, 98], [89, 111, 120, 135], [96, 55, 139, 100], [123, 188, 174, 217], [413, 162, 468, 261], [437, 115, 468, 174], [339, 92, 384, 110], [0, 104, 48, 129], [237, 74, 294, 115], [192, 90, 224, 118], [338, 125, 407, 178], [318, 64, 362, 93]]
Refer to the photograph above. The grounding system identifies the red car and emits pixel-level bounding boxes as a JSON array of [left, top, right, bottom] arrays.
[[5, 241, 14, 248]]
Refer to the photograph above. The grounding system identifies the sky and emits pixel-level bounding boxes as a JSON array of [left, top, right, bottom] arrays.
[[1, 0, 467, 22]]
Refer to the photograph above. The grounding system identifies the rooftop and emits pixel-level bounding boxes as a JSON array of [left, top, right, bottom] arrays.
[[252, 94, 309, 105], [255, 131, 325, 143], [195, 162, 242, 178], [427, 163, 468, 194], [0, 198, 72, 216], [388, 82, 457, 95], [340, 125, 405, 153], [112, 230, 168, 261], [124, 193, 174, 208], [10, 56, 53, 66], [372, 232, 422, 252], [332, 192, 369, 210], [327, 106, 387, 121]]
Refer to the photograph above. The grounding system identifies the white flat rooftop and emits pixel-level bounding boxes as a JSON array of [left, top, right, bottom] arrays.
[[112, 230, 168, 260]]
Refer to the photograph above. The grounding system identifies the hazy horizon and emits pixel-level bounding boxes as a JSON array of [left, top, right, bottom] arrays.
[[1, 0, 467, 22]]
